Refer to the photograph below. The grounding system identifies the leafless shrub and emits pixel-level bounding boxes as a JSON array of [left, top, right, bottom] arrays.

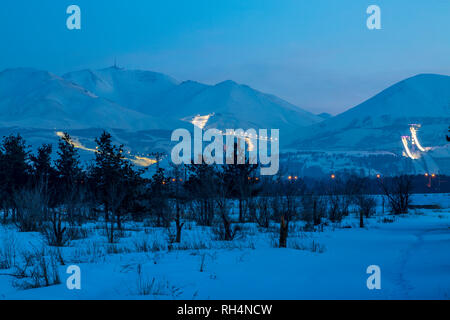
[[379, 175, 413, 214], [132, 236, 166, 253], [135, 264, 182, 297], [66, 226, 90, 241], [0, 233, 17, 270], [255, 196, 271, 228], [288, 238, 326, 253], [98, 228, 130, 244], [173, 239, 211, 251], [327, 194, 352, 223], [211, 222, 241, 241], [354, 194, 377, 228], [12, 247, 61, 290], [105, 244, 132, 255], [40, 209, 68, 247], [301, 195, 327, 226], [379, 216, 395, 224], [70, 241, 106, 263]]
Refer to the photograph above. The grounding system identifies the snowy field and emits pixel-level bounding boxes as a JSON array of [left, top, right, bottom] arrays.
[[0, 193, 449, 300]]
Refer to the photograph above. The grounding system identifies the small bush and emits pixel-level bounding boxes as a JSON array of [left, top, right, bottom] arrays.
[[0, 233, 17, 270], [66, 226, 90, 241], [135, 264, 182, 297], [71, 241, 106, 263], [380, 216, 395, 224], [211, 223, 241, 241], [288, 238, 326, 253], [132, 237, 166, 253], [12, 247, 61, 290]]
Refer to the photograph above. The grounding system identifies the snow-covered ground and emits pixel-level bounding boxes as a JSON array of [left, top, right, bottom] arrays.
[[0, 194, 449, 300]]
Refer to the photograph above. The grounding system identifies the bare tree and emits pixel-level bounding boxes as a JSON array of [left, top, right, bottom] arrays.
[[254, 177, 274, 228], [211, 167, 241, 241], [350, 177, 377, 228], [354, 194, 377, 228], [185, 163, 217, 226], [277, 176, 304, 248], [42, 208, 67, 247], [301, 193, 327, 227], [379, 175, 413, 214], [326, 176, 360, 223], [168, 164, 187, 243]]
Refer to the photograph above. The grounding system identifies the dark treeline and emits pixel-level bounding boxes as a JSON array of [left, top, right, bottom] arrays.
[[0, 132, 444, 248]]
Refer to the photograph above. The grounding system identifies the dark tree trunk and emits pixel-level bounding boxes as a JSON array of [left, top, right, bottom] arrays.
[[116, 212, 122, 230], [313, 199, 321, 226], [359, 211, 364, 228], [222, 213, 232, 241], [279, 215, 288, 248], [175, 203, 184, 243], [239, 198, 243, 223]]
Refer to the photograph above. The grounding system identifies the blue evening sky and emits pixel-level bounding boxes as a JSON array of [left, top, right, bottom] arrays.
[[0, 0, 449, 114]]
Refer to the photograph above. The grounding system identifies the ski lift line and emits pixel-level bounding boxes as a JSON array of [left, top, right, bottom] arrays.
[[401, 136, 418, 160], [190, 114, 278, 142], [191, 114, 213, 130], [55, 131, 157, 167], [410, 126, 426, 152]]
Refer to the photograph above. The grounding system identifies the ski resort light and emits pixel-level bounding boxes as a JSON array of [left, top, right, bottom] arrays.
[[425, 173, 429, 177], [376, 174, 381, 179], [431, 173, 436, 178], [55, 131, 157, 167], [410, 126, 427, 152], [191, 114, 213, 129], [331, 174, 336, 179], [401, 135, 419, 160]]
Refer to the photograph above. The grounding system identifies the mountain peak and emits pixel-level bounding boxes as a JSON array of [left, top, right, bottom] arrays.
[[102, 65, 125, 71], [216, 79, 239, 87], [291, 73, 450, 151]]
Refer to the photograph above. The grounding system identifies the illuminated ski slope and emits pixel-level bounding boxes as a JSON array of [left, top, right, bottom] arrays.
[[401, 124, 433, 161], [402, 136, 419, 159], [55, 132, 157, 167], [190, 114, 278, 152], [410, 126, 427, 152], [191, 114, 213, 129]]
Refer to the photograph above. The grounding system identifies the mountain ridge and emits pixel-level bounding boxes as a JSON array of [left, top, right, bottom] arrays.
[[291, 73, 450, 151]]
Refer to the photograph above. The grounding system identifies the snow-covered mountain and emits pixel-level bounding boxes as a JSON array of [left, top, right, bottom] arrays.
[[63, 67, 180, 116], [62, 67, 322, 140], [160, 79, 322, 134], [0, 68, 165, 130], [4, 66, 322, 135], [291, 74, 450, 151]]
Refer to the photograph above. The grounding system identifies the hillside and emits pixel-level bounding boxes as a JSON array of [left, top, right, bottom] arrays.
[[291, 74, 450, 151]]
